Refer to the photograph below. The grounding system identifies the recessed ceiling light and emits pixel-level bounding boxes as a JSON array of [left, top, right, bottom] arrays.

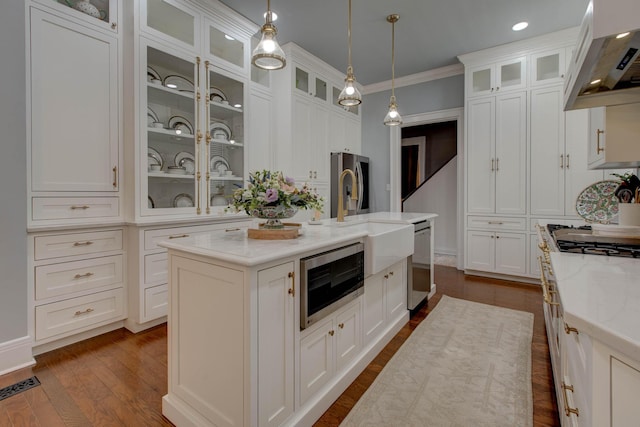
[[616, 32, 630, 39], [224, 34, 235, 41], [512, 22, 528, 31], [264, 11, 278, 21], [234, 103, 242, 108], [591, 78, 602, 85]]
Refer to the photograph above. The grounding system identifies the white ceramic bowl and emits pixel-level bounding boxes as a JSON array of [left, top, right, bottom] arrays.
[[152, 122, 164, 129], [167, 166, 186, 175], [149, 164, 161, 172], [225, 170, 233, 176]]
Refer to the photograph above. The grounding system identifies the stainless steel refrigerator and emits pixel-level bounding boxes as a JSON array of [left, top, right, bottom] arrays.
[[330, 152, 370, 218]]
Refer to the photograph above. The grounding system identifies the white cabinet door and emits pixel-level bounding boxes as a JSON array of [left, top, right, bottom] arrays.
[[292, 94, 314, 181], [494, 92, 527, 215], [530, 87, 565, 216], [564, 109, 604, 216], [257, 262, 295, 427], [140, 0, 201, 53], [311, 104, 330, 182], [588, 107, 606, 166], [495, 57, 526, 93], [466, 231, 495, 272], [530, 48, 566, 87], [385, 262, 405, 322], [467, 97, 495, 214], [335, 300, 361, 372], [248, 88, 273, 173], [494, 233, 527, 275], [363, 271, 385, 345], [345, 116, 362, 155], [299, 317, 334, 405], [588, 104, 640, 169], [30, 9, 119, 192]]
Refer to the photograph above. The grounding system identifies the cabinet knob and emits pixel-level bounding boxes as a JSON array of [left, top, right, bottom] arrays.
[[496, 86, 500, 91], [111, 22, 117, 29], [384, 274, 389, 279], [328, 330, 335, 336], [338, 323, 344, 329]]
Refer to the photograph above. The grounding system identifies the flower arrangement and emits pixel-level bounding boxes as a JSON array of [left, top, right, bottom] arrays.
[[227, 170, 324, 221]]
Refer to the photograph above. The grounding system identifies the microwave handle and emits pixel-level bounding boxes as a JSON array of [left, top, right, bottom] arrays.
[[355, 161, 363, 212]]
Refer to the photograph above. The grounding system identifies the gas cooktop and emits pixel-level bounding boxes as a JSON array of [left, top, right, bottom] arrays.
[[547, 224, 640, 258]]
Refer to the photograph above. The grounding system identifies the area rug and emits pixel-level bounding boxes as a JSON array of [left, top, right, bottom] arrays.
[[340, 295, 533, 427]]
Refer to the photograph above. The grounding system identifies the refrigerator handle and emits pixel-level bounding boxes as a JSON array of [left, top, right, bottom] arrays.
[[355, 161, 363, 212]]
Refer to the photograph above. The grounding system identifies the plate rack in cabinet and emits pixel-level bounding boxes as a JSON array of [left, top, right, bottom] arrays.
[[29, 227, 126, 352]]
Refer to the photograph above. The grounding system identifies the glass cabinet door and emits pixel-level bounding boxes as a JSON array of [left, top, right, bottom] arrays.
[[49, 0, 118, 31], [143, 43, 199, 214], [143, 0, 200, 52], [205, 65, 245, 213], [206, 21, 246, 71]]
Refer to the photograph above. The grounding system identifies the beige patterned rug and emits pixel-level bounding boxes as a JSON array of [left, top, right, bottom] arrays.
[[340, 296, 533, 427]]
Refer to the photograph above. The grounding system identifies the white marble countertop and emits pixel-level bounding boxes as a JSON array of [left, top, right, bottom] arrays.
[[550, 252, 640, 360], [158, 212, 433, 267]]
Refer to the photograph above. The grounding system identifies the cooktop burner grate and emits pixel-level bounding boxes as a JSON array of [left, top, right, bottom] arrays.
[[548, 224, 640, 258]]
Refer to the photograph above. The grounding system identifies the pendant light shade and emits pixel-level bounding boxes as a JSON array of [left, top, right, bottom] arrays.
[[384, 14, 402, 126], [338, 0, 362, 107], [252, 0, 286, 70]]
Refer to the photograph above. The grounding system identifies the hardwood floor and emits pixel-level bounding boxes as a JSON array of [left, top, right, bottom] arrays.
[[0, 266, 560, 426]]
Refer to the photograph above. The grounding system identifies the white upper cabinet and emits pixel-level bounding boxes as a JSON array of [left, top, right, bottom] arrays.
[[205, 18, 249, 75], [588, 104, 640, 169], [466, 57, 526, 97], [140, 0, 200, 53], [34, 0, 120, 33], [530, 48, 566, 87]]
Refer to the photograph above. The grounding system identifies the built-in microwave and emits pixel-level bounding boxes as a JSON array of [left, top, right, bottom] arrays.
[[300, 242, 364, 329]]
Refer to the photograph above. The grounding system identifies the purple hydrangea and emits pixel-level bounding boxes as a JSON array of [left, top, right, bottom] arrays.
[[285, 176, 295, 185], [265, 188, 279, 203]]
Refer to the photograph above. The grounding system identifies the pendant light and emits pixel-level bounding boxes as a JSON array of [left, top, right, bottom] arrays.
[[338, 0, 362, 107], [384, 14, 402, 126], [252, 0, 286, 70]]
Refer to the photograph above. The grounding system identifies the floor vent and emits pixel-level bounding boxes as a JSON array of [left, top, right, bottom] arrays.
[[0, 376, 41, 401]]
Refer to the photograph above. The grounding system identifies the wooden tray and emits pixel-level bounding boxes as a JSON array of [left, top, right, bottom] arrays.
[[248, 223, 301, 240]]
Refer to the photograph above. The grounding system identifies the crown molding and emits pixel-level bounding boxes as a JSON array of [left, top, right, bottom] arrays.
[[363, 63, 464, 95]]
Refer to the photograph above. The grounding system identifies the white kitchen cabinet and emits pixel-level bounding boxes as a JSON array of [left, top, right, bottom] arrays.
[[466, 230, 526, 275], [291, 94, 330, 183], [299, 297, 361, 405], [530, 87, 604, 217], [363, 260, 407, 346], [257, 262, 295, 427], [34, 0, 120, 34], [588, 104, 640, 169], [294, 65, 329, 102], [247, 86, 273, 172], [466, 92, 527, 215], [330, 110, 361, 154], [29, 7, 121, 227], [140, 0, 200, 53], [466, 56, 526, 97], [530, 48, 566, 87]]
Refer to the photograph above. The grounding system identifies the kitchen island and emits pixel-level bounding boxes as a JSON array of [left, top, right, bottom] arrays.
[[546, 252, 640, 426], [158, 213, 434, 427]]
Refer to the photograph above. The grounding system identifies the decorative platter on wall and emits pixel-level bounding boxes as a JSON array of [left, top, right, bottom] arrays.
[[575, 180, 619, 224]]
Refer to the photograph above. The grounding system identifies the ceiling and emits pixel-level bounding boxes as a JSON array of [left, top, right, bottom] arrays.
[[218, 0, 590, 86]]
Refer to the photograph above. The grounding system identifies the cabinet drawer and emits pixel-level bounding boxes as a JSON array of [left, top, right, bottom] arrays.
[[35, 255, 123, 300], [35, 288, 125, 341], [467, 216, 526, 230], [144, 252, 168, 285], [143, 221, 249, 251], [144, 284, 168, 321], [34, 229, 123, 260], [32, 197, 119, 221]]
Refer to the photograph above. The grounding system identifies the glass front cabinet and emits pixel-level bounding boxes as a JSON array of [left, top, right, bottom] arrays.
[[137, 1, 255, 218]]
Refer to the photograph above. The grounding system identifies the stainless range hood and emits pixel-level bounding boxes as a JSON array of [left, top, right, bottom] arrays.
[[564, 0, 640, 110]]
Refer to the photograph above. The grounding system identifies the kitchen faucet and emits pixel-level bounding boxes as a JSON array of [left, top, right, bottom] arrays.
[[337, 169, 358, 222]]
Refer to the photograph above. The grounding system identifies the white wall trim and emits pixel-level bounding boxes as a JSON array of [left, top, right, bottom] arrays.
[[0, 336, 35, 376], [363, 63, 464, 95], [390, 107, 465, 269]]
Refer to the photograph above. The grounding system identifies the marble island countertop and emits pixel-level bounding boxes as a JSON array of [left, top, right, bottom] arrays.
[[550, 252, 640, 361], [158, 212, 436, 267]]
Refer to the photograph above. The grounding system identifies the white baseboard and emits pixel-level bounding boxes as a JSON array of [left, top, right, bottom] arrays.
[[0, 336, 36, 376], [435, 249, 456, 256]]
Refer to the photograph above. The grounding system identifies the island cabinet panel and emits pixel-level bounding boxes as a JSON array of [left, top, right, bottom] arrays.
[[257, 262, 295, 427], [166, 255, 245, 427]]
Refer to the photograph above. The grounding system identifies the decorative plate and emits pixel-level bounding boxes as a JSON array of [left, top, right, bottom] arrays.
[[147, 66, 161, 82], [148, 147, 163, 169], [147, 106, 159, 126], [174, 151, 195, 174], [575, 180, 619, 224], [148, 196, 155, 209], [209, 86, 227, 102], [210, 122, 231, 141], [172, 193, 194, 208], [168, 116, 194, 134], [163, 75, 194, 92], [210, 155, 229, 173]]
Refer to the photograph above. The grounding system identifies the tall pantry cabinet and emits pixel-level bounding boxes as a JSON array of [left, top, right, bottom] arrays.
[[26, 0, 126, 353], [460, 28, 603, 280]]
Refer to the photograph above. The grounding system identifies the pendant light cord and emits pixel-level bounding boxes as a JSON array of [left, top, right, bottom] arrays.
[[391, 18, 395, 97], [266, 0, 271, 22], [347, 0, 353, 72]]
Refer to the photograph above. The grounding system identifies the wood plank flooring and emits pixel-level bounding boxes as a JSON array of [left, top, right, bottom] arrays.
[[0, 266, 560, 426]]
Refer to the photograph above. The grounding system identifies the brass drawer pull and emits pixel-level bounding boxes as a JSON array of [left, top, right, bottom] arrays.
[[225, 228, 241, 232], [488, 221, 504, 225], [74, 308, 94, 316], [74, 272, 94, 279], [596, 129, 605, 154], [168, 234, 189, 239], [564, 322, 579, 335], [70, 205, 90, 210], [112, 166, 117, 188], [73, 241, 94, 247], [561, 381, 580, 417], [288, 271, 295, 297]]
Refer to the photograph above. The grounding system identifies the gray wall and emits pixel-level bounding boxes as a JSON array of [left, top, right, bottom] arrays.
[[360, 74, 464, 211], [0, 0, 28, 343]]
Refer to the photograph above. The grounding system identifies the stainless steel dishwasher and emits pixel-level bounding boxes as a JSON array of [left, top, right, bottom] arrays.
[[407, 219, 434, 310]]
